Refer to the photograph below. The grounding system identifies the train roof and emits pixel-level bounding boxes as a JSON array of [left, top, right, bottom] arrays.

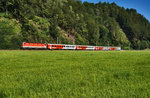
[[47, 43, 120, 48]]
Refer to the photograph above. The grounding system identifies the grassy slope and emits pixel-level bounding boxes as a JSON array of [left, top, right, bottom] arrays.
[[0, 51, 150, 97]]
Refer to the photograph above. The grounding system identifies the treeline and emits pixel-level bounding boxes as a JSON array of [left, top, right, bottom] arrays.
[[0, 0, 150, 49]]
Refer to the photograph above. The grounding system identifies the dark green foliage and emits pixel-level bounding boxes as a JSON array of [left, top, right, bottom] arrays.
[[0, 0, 150, 49], [138, 40, 149, 50], [0, 18, 21, 49]]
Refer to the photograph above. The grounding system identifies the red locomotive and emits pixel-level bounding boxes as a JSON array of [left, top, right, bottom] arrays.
[[21, 42, 47, 49]]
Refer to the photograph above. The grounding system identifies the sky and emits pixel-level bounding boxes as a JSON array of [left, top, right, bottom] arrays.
[[82, 0, 150, 22]]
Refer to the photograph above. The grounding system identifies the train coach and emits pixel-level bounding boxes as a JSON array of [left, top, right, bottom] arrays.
[[21, 42, 121, 51], [47, 43, 121, 51]]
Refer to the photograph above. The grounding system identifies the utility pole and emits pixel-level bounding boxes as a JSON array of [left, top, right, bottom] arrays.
[[73, 36, 75, 45], [120, 32, 122, 48], [107, 41, 109, 50], [107, 41, 109, 47], [57, 37, 59, 44]]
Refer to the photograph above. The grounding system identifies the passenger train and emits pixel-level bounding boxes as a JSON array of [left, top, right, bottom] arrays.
[[21, 42, 121, 51]]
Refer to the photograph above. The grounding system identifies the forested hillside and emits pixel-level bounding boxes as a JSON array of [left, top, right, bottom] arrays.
[[0, 0, 150, 49]]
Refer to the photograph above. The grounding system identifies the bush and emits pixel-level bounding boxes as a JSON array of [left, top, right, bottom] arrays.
[[0, 18, 21, 49], [139, 40, 149, 50]]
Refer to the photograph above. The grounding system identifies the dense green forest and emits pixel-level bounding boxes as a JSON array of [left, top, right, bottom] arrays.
[[0, 0, 150, 49]]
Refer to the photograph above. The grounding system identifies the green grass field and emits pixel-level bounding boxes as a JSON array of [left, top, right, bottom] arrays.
[[0, 50, 150, 97]]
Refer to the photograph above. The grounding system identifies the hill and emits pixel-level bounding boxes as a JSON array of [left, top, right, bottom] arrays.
[[0, 0, 150, 49]]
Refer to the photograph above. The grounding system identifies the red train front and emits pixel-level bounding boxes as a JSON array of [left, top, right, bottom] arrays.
[[21, 42, 47, 49]]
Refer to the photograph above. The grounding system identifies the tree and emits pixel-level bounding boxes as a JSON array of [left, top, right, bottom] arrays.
[[0, 18, 21, 49]]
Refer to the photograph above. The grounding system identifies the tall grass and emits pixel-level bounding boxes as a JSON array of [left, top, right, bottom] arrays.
[[0, 50, 150, 97]]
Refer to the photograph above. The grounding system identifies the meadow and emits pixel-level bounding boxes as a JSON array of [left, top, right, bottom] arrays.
[[0, 50, 150, 97]]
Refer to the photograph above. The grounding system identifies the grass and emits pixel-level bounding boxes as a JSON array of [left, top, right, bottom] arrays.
[[0, 50, 150, 97]]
